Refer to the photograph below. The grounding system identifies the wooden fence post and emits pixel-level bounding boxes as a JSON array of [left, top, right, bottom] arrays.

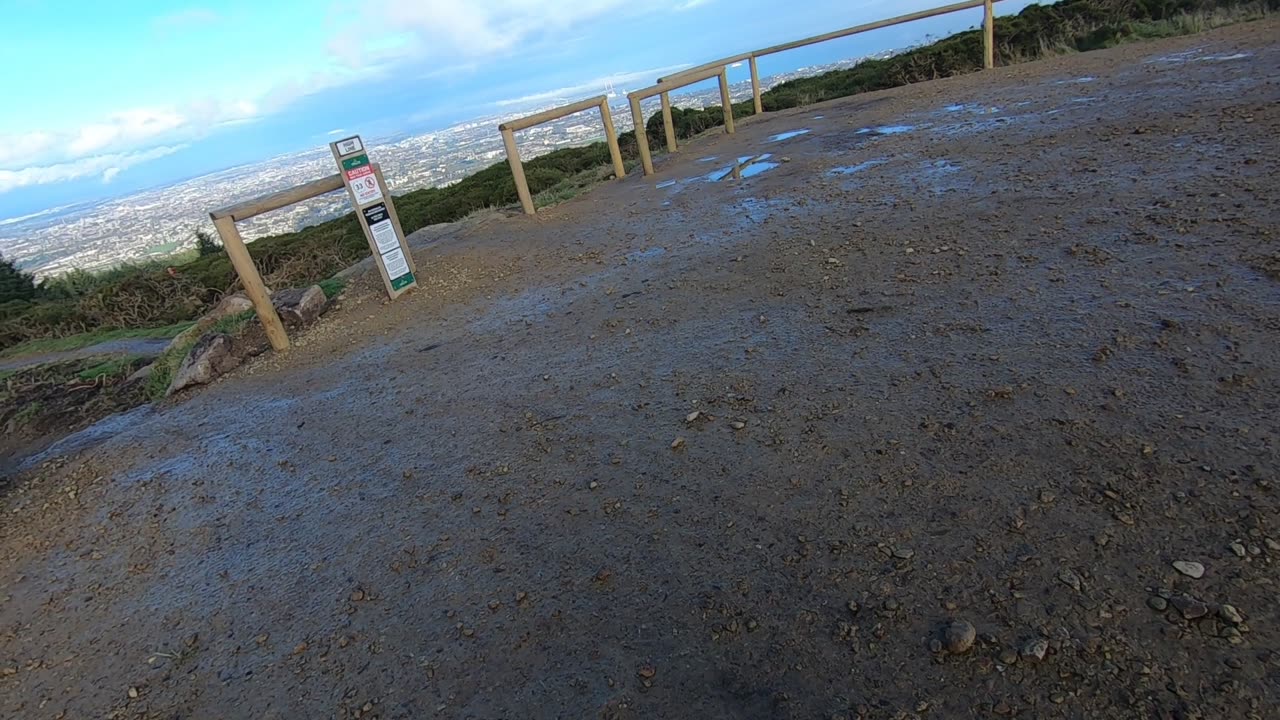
[[501, 127, 536, 216], [983, 0, 995, 69], [660, 92, 678, 152], [211, 215, 290, 351], [630, 96, 655, 176], [598, 100, 627, 180], [718, 70, 736, 134], [749, 56, 763, 115]]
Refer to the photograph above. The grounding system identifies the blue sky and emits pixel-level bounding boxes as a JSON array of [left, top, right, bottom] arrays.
[[0, 0, 1035, 217]]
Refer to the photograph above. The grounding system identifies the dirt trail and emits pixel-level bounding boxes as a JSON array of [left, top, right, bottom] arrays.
[[3, 23, 1279, 720], [0, 337, 172, 373]]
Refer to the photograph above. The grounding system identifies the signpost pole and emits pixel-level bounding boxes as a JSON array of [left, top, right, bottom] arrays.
[[212, 215, 290, 351]]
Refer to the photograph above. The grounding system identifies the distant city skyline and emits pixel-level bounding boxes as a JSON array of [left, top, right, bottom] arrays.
[[0, 0, 1035, 220]]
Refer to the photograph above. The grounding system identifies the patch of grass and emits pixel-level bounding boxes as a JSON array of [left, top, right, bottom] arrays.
[[1113, 2, 1270, 44], [318, 277, 346, 299], [533, 165, 610, 209], [75, 356, 146, 383], [11, 401, 42, 427], [0, 322, 194, 360]]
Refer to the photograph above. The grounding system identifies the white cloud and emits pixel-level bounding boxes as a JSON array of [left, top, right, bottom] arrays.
[[68, 108, 188, 156], [335, 0, 712, 69], [494, 64, 691, 108], [0, 146, 187, 193]]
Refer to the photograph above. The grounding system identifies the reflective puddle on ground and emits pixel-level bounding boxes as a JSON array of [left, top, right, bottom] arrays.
[[768, 129, 811, 142], [856, 124, 918, 136], [705, 154, 779, 182], [828, 158, 889, 176], [655, 153, 782, 193]]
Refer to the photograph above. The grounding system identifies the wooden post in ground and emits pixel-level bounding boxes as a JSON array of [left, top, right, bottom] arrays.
[[660, 92, 678, 153], [211, 215, 290, 351], [630, 96, 654, 176], [598, 100, 627, 179], [718, 70, 736, 134], [749, 56, 763, 115], [500, 127, 536, 216], [983, 0, 995, 69]]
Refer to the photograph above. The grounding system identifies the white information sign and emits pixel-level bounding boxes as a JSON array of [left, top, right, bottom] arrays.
[[335, 136, 363, 155], [381, 247, 410, 279], [370, 219, 399, 254], [350, 170, 382, 205]]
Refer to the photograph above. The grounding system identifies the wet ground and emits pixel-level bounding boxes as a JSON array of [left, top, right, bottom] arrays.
[[3, 22, 1279, 719]]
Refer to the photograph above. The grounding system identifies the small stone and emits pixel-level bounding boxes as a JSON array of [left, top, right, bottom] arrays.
[[671, 437, 685, 449], [847, 600, 860, 615], [942, 620, 976, 654], [128, 688, 139, 699], [746, 619, 759, 631], [685, 411, 701, 423], [292, 642, 308, 655], [1039, 490, 1056, 504], [1146, 596, 1168, 612], [637, 665, 656, 679], [488, 600, 501, 611], [1171, 594, 1209, 620], [893, 548, 915, 560], [516, 591, 528, 603], [1265, 538, 1280, 551], [1172, 560, 1205, 579], [928, 638, 943, 653], [1219, 604, 1244, 625], [998, 648, 1019, 665], [1021, 638, 1049, 661], [730, 421, 746, 430], [589, 481, 599, 490], [1229, 542, 1247, 558], [1058, 568, 1082, 592], [883, 598, 900, 611]]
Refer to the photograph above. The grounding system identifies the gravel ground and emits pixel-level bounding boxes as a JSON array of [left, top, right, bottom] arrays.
[[2, 21, 1278, 720]]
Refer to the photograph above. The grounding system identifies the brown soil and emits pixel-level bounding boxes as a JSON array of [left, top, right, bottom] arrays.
[[3, 22, 1279, 720]]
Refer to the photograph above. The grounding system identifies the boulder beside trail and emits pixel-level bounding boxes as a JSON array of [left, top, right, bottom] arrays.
[[272, 285, 328, 327], [167, 333, 242, 395], [165, 291, 260, 351], [165, 285, 330, 396]]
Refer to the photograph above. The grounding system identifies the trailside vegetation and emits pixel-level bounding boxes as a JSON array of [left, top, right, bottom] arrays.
[[0, 0, 1270, 352]]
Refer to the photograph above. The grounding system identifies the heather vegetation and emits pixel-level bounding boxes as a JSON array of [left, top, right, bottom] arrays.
[[1, 0, 1269, 353]]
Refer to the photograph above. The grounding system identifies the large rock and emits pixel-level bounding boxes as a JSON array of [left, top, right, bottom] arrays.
[[272, 285, 327, 327], [167, 333, 243, 395], [166, 291, 261, 351]]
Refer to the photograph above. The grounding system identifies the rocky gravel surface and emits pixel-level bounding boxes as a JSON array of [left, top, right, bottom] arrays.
[[2, 21, 1278, 720]]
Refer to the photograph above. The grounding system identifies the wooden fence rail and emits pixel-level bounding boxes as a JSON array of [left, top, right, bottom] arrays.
[[498, 95, 626, 216], [642, 0, 1004, 175], [208, 163, 392, 351]]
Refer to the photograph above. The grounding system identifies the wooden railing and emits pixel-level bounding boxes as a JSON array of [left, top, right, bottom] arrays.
[[498, 95, 626, 216], [498, 0, 1003, 195], [635, 0, 1002, 175], [209, 164, 393, 350]]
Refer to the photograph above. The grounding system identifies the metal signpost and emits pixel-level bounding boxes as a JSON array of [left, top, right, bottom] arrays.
[[330, 135, 418, 298]]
